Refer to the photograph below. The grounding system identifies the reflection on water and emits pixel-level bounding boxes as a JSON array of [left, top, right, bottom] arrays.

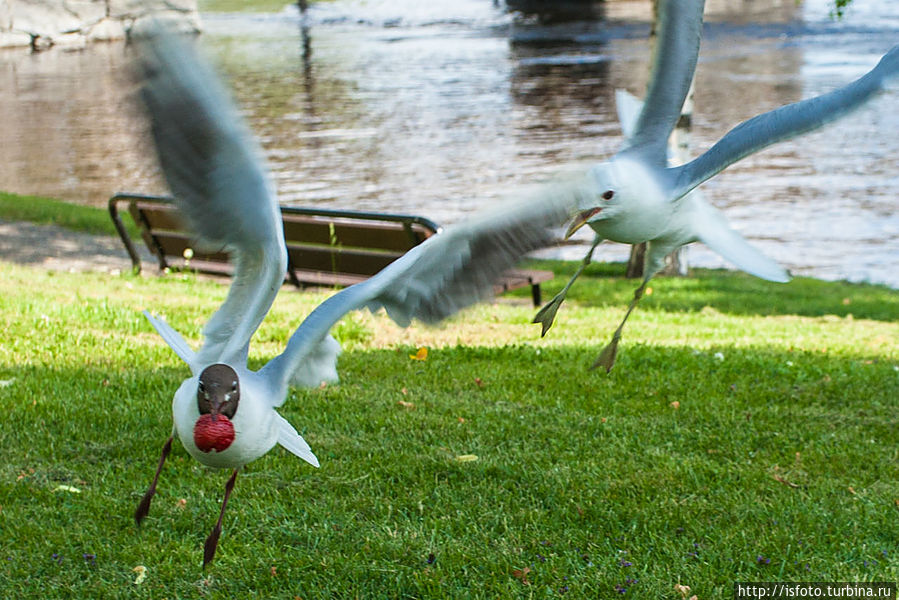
[[0, 0, 896, 287]]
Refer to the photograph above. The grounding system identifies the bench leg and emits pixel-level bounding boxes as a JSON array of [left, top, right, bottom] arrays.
[[530, 283, 541, 307]]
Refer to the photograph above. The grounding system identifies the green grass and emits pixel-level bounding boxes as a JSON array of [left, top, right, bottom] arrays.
[[0, 192, 140, 240], [198, 0, 307, 13], [0, 252, 897, 598]]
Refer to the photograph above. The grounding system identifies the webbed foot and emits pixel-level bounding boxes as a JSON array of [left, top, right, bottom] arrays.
[[532, 292, 567, 337]]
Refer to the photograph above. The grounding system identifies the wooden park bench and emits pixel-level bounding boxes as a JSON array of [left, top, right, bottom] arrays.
[[108, 193, 553, 306]]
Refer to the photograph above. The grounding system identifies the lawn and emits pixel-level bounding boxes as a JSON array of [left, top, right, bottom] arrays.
[[0, 235, 897, 598]]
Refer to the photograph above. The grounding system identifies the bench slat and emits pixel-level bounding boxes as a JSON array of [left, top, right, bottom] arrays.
[[131, 203, 186, 232], [281, 216, 433, 251], [286, 244, 402, 276]]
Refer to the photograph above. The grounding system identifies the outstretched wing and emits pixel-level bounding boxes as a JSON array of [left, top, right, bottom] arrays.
[[619, 0, 706, 167], [672, 45, 899, 199], [259, 181, 587, 400], [134, 23, 287, 366]]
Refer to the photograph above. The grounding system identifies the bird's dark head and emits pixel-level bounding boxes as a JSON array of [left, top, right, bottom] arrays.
[[197, 363, 239, 418], [193, 364, 239, 453]]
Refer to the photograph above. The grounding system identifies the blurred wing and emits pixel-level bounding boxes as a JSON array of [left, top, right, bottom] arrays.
[[673, 45, 899, 199], [615, 89, 643, 140], [620, 0, 706, 166], [134, 23, 287, 366], [259, 181, 586, 396]]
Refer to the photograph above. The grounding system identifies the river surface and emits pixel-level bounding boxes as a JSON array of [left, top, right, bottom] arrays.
[[0, 0, 897, 286]]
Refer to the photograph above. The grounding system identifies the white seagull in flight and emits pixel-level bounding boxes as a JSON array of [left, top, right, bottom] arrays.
[[533, 0, 899, 372], [130, 25, 583, 567]]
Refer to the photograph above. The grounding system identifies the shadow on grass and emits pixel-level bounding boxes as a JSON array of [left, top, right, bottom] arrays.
[[524, 259, 899, 322], [2, 343, 898, 597]]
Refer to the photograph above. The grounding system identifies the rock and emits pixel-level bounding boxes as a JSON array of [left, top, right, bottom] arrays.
[[64, 1, 107, 24], [1, 0, 12, 31], [1, 0, 199, 49], [86, 17, 126, 42], [9, 0, 83, 38], [0, 30, 31, 47]]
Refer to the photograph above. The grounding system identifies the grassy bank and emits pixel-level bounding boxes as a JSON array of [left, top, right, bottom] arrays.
[[0, 192, 139, 239], [0, 252, 897, 598]]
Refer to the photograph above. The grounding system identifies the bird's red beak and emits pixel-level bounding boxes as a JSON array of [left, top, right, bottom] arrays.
[[564, 207, 601, 240]]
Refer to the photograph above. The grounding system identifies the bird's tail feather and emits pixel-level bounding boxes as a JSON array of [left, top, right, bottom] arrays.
[[276, 413, 319, 468]]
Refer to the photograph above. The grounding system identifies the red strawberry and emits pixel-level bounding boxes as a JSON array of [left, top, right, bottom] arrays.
[[193, 414, 235, 452]]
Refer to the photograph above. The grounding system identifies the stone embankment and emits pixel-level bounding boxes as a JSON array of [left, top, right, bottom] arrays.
[[0, 0, 199, 50]]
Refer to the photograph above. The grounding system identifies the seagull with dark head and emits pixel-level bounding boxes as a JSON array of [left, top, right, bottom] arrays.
[[130, 24, 583, 567], [534, 0, 899, 372]]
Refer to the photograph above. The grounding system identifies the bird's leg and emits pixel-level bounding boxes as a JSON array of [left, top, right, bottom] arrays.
[[533, 236, 602, 336], [135, 434, 174, 525], [203, 468, 239, 568], [592, 278, 649, 373]]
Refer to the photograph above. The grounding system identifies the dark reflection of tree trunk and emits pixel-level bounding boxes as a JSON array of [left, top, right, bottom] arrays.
[[505, 0, 606, 24]]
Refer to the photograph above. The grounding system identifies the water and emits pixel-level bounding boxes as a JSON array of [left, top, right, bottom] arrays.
[[0, 0, 896, 286]]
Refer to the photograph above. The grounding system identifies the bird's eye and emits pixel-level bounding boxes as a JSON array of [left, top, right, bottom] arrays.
[[602, 190, 614, 200], [231, 381, 238, 392]]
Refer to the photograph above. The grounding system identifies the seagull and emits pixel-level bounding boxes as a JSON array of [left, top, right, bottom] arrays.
[[533, 0, 899, 372], [130, 25, 582, 567]]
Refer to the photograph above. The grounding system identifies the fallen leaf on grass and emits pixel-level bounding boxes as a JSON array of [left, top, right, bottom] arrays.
[[512, 566, 531, 585], [132, 565, 147, 585], [474, 377, 484, 388], [0, 378, 15, 388], [455, 454, 478, 463], [53, 485, 81, 494], [397, 400, 415, 409], [670, 401, 680, 410], [848, 486, 857, 495], [771, 466, 798, 489], [410, 347, 428, 361], [176, 498, 187, 509], [674, 583, 691, 598]]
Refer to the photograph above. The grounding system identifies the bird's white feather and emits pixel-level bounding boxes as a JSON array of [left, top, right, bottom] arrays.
[[275, 413, 320, 468], [287, 334, 341, 390], [615, 89, 644, 141], [691, 199, 790, 283]]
